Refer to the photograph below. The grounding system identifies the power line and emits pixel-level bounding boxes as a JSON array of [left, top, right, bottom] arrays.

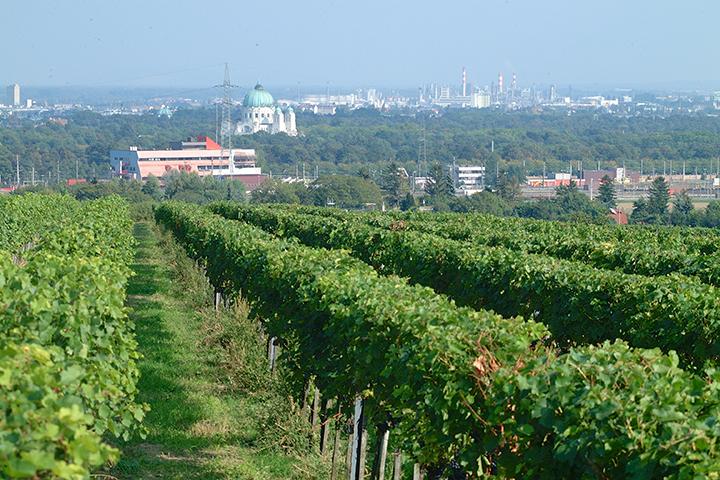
[[214, 63, 238, 152]]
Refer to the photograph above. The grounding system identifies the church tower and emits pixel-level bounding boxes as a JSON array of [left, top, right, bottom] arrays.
[[285, 106, 297, 135], [272, 107, 286, 134]]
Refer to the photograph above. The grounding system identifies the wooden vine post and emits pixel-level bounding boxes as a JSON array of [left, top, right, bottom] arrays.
[[375, 426, 390, 480], [319, 398, 334, 453], [392, 452, 402, 480], [310, 387, 321, 447], [350, 397, 368, 480], [267, 336, 277, 372], [329, 403, 343, 480]]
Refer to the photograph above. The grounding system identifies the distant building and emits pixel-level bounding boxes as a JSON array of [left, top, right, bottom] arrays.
[[6, 84, 20, 106], [471, 92, 491, 108], [526, 173, 586, 187], [583, 168, 641, 185], [312, 104, 337, 115], [236, 84, 297, 136], [453, 164, 486, 195], [110, 136, 265, 189]]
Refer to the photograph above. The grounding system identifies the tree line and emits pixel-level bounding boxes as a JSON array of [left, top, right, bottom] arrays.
[[3, 107, 720, 186]]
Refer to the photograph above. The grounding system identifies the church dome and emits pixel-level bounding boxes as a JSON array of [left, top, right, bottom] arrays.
[[243, 84, 274, 107]]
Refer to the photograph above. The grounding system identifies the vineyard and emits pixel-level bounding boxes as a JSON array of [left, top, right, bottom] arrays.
[[157, 201, 720, 478], [0, 194, 144, 478], [4, 195, 720, 478]]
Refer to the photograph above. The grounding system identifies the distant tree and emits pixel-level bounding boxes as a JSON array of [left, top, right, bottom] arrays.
[[219, 178, 246, 203], [496, 171, 521, 200], [515, 180, 606, 222], [485, 153, 502, 187], [141, 174, 163, 201], [164, 171, 202, 199], [702, 201, 720, 227], [431, 196, 451, 212], [504, 163, 527, 185], [378, 162, 407, 208], [356, 166, 371, 180], [425, 163, 454, 199], [163, 171, 245, 204], [447, 191, 513, 216], [597, 175, 616, 209], [629, 176, 671, 224], [647, 176, 670, 216], [670, 190, 696, 225], [629, 198, 651, 224], [555, 180, 579, 196], [309, 175, 383, 208], [250, 179, 302, 204], [400, 192, 417, 211]]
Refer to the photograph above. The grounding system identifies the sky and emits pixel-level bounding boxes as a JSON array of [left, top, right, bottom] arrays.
[[2, 0, 718, 90]]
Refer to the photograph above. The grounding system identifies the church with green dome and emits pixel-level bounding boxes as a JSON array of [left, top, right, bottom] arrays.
[[236, 83, 297, 136]]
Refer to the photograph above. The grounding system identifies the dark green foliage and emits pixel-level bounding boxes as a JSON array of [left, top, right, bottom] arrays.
[[424, 163, 454, 199], [633, 176, 672, 225], [250, 178, 304, 204], [447, 191, 514, 215], [378, 161, 408, 208], [649, 176, 671, 213], [68, 179, 149, 202], [140, 174, 163, 201], [702, 200, 720, 227], [515, 182, 608, 222], [671, 190, 697, 226], [495, 170, 521, 199], [308, 175, 382, 208], [285, 203, 720, 285], [399, 192, 417, 211], [163, 171, 245, 204], [597, 174, 616, 208]]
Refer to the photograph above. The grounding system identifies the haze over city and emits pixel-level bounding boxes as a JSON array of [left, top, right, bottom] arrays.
[[3, 0, 719, 90]]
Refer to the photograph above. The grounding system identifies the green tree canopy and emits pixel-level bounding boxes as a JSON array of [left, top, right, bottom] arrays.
[[597, 175, 617, 209], [425, 163, 455, 199], [670, 190, 697, 225], [496, 170, 521, 200], [309, 175, 382, 209], [250, 178, 303, 204], [378, 162, 408, 208], [648, 177, 670, 216], [141, 174, 163, 201]]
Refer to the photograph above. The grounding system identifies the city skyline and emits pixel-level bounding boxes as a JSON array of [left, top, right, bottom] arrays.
[[2, 0, 719, 89]]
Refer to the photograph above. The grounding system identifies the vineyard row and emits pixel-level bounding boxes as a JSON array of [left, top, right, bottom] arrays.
[[210, 203, 720, 367], [158, 201, 720, 478]]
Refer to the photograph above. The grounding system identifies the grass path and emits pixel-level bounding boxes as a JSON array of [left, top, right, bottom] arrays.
[[109, 222, 311, 479]]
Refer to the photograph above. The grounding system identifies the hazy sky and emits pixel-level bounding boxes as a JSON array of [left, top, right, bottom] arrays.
[[3, 0, 718, 90]]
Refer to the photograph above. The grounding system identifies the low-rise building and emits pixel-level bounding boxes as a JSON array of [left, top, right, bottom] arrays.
[[110, 136, 266, 189], [453, 164, 486, 195]]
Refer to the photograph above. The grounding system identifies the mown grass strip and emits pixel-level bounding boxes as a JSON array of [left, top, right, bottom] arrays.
[[109, 221, 328, 479]]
